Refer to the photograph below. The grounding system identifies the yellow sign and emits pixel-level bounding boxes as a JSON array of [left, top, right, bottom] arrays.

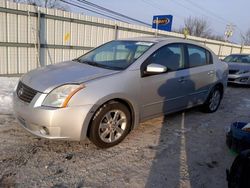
[[183, 28, 189, 39], [64, 32, 70, 42]]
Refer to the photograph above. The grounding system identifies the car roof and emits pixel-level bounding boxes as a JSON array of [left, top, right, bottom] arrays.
[[119, 36, 187, 43], [119, 36, 213, 53], [120, 36, 170, 43]]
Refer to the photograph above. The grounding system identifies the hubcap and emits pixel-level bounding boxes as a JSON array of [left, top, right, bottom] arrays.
[[209, 90, 221, 111], [98, 110, 127, 143]]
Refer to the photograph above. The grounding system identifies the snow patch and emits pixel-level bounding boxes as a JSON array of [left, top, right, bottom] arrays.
[[0, 77, 19, 114], [242, 98, 250, 108]]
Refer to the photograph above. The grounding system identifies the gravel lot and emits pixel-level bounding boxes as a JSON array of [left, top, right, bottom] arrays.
[[0, 78, 249, 188]]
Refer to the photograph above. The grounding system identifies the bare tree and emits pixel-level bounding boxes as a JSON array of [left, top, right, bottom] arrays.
[[241, 29, 250, 45], [180, 16, 212, 38], [10, 0, 67, 10], [36, 0, 66, 9], [9, 0, 24, 2], [209, 34, 225, 42]]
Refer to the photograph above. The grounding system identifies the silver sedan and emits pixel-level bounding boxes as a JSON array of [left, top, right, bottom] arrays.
[[13, 37, 228, 148], [223, 54, 250, 85]]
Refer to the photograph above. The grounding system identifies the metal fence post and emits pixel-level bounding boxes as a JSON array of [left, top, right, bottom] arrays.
[[218, 44, 222, 59], [5, 4, 8, 75], [230, 46, 233, 54], [114, 24, 118, 40], [240, 45, 243, 54], [37, 8, 41, 67]]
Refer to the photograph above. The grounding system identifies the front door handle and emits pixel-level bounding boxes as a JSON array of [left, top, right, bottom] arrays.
[[178, 77, 187, 83], [208, 70, 215, 75]]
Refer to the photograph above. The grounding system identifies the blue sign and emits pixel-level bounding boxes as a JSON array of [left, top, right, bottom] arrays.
[[152, 15, 173, 32]]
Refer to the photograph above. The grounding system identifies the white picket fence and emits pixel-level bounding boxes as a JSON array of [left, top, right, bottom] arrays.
[[1, 0, 250, 75]]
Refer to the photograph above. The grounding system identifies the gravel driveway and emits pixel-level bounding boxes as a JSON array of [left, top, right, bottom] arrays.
[[0, 78, 249, 188]]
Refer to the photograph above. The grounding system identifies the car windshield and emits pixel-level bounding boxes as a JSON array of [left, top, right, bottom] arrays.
[[76, 40, 154, 70], [223, 54, 250, 64]]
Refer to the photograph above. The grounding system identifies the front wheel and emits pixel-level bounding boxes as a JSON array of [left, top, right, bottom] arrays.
[[202, 86, 222, 113], [89, 101, 131, 148]]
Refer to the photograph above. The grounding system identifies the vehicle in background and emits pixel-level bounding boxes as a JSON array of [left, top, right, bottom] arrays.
[[223, 54, 250, 85], [13, 37, 228, 148]]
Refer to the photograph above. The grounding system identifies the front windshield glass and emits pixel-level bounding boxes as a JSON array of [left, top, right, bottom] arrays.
[[77, 40, 154, 70], [223, 54, 250, 64]]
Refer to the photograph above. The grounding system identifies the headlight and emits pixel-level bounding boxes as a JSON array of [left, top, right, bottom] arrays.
[[42, 84, 85, 108], [237, 70, 250, 74]]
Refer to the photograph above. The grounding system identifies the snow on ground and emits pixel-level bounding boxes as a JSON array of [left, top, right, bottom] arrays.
[[0, 77, 19, 114], [0, 76, 249, 187], [1, 85, 247, 187]]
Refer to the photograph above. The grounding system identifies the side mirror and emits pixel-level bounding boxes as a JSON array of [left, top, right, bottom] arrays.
[[146, 64, 167, 74]]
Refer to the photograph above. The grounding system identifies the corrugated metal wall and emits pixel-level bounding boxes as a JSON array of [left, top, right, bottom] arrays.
[[1, 0, 250, 75]]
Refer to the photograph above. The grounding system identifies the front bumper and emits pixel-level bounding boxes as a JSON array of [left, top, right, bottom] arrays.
[[13, 92, 95, 141], [228, 74, 250, 85]]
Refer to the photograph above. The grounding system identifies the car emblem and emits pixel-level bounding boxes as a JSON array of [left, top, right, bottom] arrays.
[[18, 87, 24, 97]]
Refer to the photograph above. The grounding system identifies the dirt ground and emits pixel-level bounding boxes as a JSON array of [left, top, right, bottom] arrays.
[[0, 84, 250, 188]]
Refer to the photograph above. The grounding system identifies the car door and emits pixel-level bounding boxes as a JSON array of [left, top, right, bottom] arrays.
[[185, 44, 216, 106], [140, 43, 193, 120]]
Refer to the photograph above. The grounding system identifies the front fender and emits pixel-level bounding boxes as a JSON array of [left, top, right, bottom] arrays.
[[79, 94, 140, 140]]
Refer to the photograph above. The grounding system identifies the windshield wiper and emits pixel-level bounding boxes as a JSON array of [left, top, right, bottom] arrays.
[[81, 60, 101, 66], [72, 58, 80, 62], [79, 60, 123, 70], [81, 60, 112, 69]]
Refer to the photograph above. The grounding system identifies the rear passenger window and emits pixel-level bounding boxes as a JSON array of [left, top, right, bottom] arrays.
[[187, 45, 212, 67]]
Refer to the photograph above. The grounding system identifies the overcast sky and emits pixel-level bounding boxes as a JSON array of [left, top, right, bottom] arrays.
[[65, 0, 250, 44]]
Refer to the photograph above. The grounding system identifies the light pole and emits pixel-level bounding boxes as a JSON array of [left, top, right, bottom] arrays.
[[155, 17, 159, 37]]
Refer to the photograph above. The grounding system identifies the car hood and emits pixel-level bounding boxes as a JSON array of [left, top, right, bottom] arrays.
[[227, 62, 250, 71], [21, 61, 119, 93]]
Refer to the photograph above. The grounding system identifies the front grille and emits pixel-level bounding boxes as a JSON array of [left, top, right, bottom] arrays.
[[229, 70, 239, 75], [228, 78, 235, 81], [16, 81, 38, 103]]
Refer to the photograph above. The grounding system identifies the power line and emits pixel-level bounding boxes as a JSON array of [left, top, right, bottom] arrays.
[[184, 0, 229, 25], [71, 0, 131, 23], [76, 0, 151, 26], [60, 0, 129, 23], [172, 0, 224, 25], [141, 0, 224, 36], [177, 0, 242, 33], [142, 0, 225, 35], [141, 0, 185, 22], [142, 0, 221, 35], [182, 0, 244, 41], [168, 0, 228, 36]]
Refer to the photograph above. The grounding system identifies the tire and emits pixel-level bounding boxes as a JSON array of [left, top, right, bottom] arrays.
[[202, 86, 222, 113], [89, 101, 131, 148]]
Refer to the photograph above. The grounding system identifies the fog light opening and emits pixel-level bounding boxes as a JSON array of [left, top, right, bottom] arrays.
[[240, 77, 249, 82], [40, 127, 49, 135]]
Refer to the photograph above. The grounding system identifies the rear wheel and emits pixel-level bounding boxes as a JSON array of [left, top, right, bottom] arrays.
[[89, 101, 131, 148], [202, 86, 222, 113]]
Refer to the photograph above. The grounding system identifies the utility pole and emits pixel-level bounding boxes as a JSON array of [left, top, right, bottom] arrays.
[[224, 24, 235, 42]]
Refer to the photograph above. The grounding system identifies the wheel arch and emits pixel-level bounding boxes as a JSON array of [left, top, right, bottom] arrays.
[[86, 97, 137, 138], [214, 82, 224, 97], [207, 82, 224, 98]]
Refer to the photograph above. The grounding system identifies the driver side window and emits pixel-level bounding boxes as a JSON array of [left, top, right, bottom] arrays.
[[147, 44, 185, 71]]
